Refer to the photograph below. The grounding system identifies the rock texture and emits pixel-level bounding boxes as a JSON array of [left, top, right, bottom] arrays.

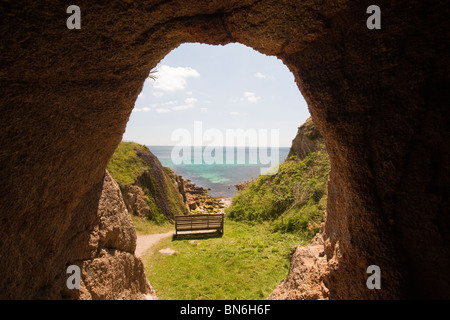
[[1, 1, 449, 299], [14, 170, 155, 299], [269, 229, 328, 300], [288, 117, 325, 160], [117, 147, 189, 222], [183, 180, 225, 214], [76, 170, 155, 299]]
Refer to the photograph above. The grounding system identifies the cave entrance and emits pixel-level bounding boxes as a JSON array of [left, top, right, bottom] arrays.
[[116, 42, 325, 299], [125, 42, 310, 198]]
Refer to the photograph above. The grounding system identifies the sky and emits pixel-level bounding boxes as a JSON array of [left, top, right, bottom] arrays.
[[123, 43, 310, 147]]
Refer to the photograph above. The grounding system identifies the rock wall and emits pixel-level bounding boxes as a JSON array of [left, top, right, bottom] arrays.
[[269, 230, 328, 300], [0, 169, 154, 299], [1, 0, 449, 299], [288, 117, 324, 160], [114, 145, 189, 221], [73, 171, 155, 299]]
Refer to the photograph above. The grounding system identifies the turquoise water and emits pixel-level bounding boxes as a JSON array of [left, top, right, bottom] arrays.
[[148, 146, 290, 198]]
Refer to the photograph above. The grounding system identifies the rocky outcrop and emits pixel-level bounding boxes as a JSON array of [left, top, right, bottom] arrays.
[[267, 118, 328, 299], [75, 171, 155, 299], [173, 171, 187, 203], [288, 117, 324, 160], [183, 179, 225, 214], [1, 1, 449, 299], [235, 181, 251, 191], [269, 228, 328, 300], [121, 184, 151, 219], [110, 143, 189, 222], [26, 170, 155, 299]]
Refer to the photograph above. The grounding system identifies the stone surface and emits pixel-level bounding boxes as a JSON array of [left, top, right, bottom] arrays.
[[288, 117, 325, 160], [269, 229, 328, 300], [75, 170, 156, 299], [117, 146, 189, 221], [122, 184, 151, 219], [0, 0, 449, 299]]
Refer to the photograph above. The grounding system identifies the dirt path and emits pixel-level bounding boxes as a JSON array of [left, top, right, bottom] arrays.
[[135, 231, 174, 257], [135, 198, 232, 257]]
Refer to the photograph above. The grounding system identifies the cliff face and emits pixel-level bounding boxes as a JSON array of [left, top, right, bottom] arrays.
[[288, 117, 324, 160], [108, 142, 188, 222], [73, 170, 156, 299], [17, 170, 155, 299]]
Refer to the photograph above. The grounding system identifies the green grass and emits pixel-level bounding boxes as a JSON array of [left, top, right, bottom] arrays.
[[106, 141, 150, 185], [142, 218, 305, 300], [226, 148, 330, 239], [131, 215, 173, 235], [107, 141, 187, 224]]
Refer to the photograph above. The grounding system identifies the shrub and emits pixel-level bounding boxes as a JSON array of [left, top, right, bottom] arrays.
[[226, 148, 330, 240]]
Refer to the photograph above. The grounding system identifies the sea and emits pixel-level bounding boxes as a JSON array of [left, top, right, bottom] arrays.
[[148, 146, 290, 198]]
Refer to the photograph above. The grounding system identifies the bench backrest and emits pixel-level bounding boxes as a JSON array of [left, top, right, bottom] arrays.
[[175, 214, 224, 232]]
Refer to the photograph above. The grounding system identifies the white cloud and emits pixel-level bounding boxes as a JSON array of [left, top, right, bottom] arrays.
[[156, 108, 170, 113], [153, 91, 164, 97], [151, 100, 178, 108], [242, 91, 261, 103], [138, 93, 145, 98], [161, 100, 178, 106], [133, 107, 151, 112], [255, 72, 266, 79], [230, 111, 248, 116], [255, 72, 275, 80], [200, 107, 208, 112], [172, 104, 194, 111], [185, 97, 198, 104], [153, 65, 200, 92]]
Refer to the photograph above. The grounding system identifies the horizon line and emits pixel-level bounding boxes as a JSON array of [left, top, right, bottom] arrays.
[[145, 144, 292, 148]]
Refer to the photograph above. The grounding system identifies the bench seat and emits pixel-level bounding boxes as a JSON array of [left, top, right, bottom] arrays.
[[174, 214, 224, 235]]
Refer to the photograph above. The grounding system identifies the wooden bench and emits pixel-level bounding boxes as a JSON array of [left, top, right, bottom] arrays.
[[174, 214, 224, 236]]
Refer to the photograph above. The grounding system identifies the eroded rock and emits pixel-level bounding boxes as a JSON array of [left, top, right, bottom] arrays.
[[62, 171, 155, 300]]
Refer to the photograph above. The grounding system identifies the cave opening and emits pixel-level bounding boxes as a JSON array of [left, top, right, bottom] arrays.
[[112, 42, 324, 299], [126, 42, 311, 195]]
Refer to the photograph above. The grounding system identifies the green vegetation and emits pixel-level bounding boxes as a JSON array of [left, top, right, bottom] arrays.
[[131, 215, 173, 235], [107, 141, 150, 185], [107, 141, 187, 224], [226, 147, 330, 240], [143, 218, 304, 300], [109, 137, 331, 300], [303, 117, 321, 140]]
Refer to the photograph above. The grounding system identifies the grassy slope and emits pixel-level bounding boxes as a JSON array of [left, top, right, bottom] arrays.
[[226, 148, 330, 241], [143, 218, 305, 300], [107, 141, 186, 223], [107, 141, 150, 185]]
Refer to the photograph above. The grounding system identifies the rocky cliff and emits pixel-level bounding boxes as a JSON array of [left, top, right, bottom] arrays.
[[72, 170, 156, 299], [22, 170, 155, 299], [227, 118, 329, 237], [107, 142, 189, 222], [288, 117, 325, 160]]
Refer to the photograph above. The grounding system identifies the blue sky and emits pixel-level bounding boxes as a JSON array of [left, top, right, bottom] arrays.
[[123, 43, 310, 147]]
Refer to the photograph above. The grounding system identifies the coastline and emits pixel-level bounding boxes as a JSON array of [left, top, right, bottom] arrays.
[[181, 176, 232, 214]]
